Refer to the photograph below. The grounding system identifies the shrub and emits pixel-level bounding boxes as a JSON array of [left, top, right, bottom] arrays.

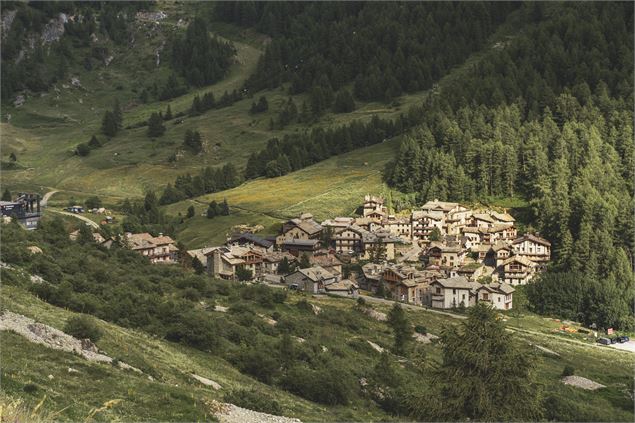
[[63, 315, 103, 342], [23, 383, 38, 394], [415, 325, 427, 335], [223, 389, 282, 415], [357, 297, 367, 307], [561, 365, 575, 377]]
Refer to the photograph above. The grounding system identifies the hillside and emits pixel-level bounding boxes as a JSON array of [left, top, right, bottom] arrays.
[[1, 233, 633, 421]]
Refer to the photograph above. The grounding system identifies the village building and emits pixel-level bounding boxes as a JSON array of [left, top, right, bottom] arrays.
[[321, 216, 355, 230], [512, 234, 551, 263], [411, 210, 444, 242], [455, 262, 487, 282], [424, 242, 466, 268], [500, 255, 539, 285], [381, 265, 430, 305], [379, 215, 412, 239], [281, 238, 321, 256], [285, 266, 338, 294], [324, 279, 359, 295], [429, 276, 479, 309], [204, 245, 264, 280], [261, 251, 296, 275], [226, 232, 274, 253], [125, 232, 178, 264], [308, 250, 343, 275], [473, 283, 515, 310], [360, 262, 384, 291], [333, 225, 397, 260], [362, 194, 387, 217], [276, 213, 323, 246]]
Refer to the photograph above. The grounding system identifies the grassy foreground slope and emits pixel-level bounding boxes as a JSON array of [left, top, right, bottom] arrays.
[[165, 137, 400, 248]]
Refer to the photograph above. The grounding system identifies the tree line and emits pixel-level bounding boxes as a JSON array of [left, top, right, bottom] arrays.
[[215, 2, 517, 103], [383, 2, 634, 329]]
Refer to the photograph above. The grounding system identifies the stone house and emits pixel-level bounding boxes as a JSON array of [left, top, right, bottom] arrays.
[[285, 266, 337, 293], [276, 213, 323, 245], [125, 233, 178, 264], [500, 255, 539, 285], [512, 234, 551, 262]]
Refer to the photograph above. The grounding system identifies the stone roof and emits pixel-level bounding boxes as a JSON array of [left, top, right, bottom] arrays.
[[288, 218, 322, 235], [512, 234, 551, 247], [282, 239, 320, 247], [433, 276, 479, 290], [501, 255, 538, 267], [325, 279, 358, 291], [126, 233, 176, 250], [297, 265, 335, 282], [421, 199, 460, 212], [228, 232, 273, 248], [489, 211, 515, 223]]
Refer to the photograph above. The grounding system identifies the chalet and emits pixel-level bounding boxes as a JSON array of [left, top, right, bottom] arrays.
[[321, 216, 355, 230], [227, 232, 274, 253], [474, 283, 515, 310], [488, 223, 517, 242], [429, 276, 479, 309], [309, 250, 343, 275], [381, 215, 412, 239], [471, 213, 496, 229], [335, 225, 398, 260], [262, 251, 296, 275], [424, 243, 466, 268], [500, 255, 538, 285], [420, 199, 468, 218], [125, 233, 178, 264], [488, 242, 513, 267], [0, 193, 41, 230], [360, 262, 384, 291], [362, 194, 387, 217], [455, 262, 487, 282], [204, 245, 263, 280], [512, 234, 551, 263], [285, 266, 337, 294], [411, 211, 444, 242], [276, 213, 323, 245], [281, 239, 321, 256], [381, 265, 430, 305], [324, 279, 358, 294]]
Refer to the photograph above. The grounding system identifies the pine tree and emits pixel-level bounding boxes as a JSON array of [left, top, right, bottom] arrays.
[[299, 253, 311, 269], [220, 198, 230, 216], [113, 99, 123, 129], [207, 200, 219, 219], [88, 135, 101, 148], [164, 104, 173, 120], [147, 112, 166, 137], [412, 302, 543, 421], [387, 303, 412, 355], [186, 205, 195, 218], [101, 110, 118, 137]]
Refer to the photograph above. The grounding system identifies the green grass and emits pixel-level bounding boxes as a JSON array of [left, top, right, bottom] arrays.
[[167, 137, 401, 248]]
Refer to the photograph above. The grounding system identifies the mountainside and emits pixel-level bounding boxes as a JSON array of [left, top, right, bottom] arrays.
[[1, 219, 634, 421]]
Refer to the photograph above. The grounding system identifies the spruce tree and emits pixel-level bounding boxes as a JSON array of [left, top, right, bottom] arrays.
[[147, 112, 166, 137], [413, 302, 544, 421], [387, 303, 412, 355]]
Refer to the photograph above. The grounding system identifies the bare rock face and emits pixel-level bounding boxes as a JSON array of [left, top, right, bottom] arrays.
[[41, 13, 67, 44], [0, 310, 141, 373], [1, 10, 17, 39], [13, 95, 25, 108], [191, 374, 222, 390]]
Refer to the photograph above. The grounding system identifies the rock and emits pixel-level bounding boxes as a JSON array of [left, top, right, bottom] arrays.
[[1, 10, 17, 40], [293, 336, 306, 343], [104, 56, 114, 66], [136, 11, 167, 23], [13, 95, 25, 108], [191, 374, 222, 390], [311, 304, 321, 315], [70, 77, 82, 88], [208, 400, 302, 423], [367, 340, 384, 353], [562, 375, 605, 391], [67, 367, 79, 374], [214, 305, 228, 313], [363, 308, 387, 322], [41, 13, 66, 44], [27, 246, 43, 254], [359, 377, 368, 387], [29, 275, 45, 284], [148, 375, 154, 381], [0, 310, 139, 372], [90, 33, 98, 43], [321, 345, 328, 352], [48, 374, 54, 380]]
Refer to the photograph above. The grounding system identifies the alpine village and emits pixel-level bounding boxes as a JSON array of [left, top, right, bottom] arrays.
[[0, 2, 633, 422]]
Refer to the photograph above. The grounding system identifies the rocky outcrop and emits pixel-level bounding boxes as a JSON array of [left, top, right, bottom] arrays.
[[41, 13, 67, 44], [190, 374, 222, 390], [1, 10, 16, 39], [208, 400, 302, 423], [0, 310, 141, 373]]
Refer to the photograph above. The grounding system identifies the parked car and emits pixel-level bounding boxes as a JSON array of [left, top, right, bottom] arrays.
[[617, 336, 630, 343], [597, 337, 611, 345]]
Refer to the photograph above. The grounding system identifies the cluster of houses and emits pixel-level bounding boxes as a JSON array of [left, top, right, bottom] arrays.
[[175, 195, 551, 311]]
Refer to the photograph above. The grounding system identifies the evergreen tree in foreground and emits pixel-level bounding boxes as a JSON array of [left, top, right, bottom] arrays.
[[411, 302, 543, 421], [387, 303, 413, 355]]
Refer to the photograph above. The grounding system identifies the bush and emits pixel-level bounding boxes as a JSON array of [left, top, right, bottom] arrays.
[[223, 389, 282, 415], [23, 383, 38, 394], [561, 365, 575, 377], [415, 325, 427, 335], [63, 315, 103, 342]]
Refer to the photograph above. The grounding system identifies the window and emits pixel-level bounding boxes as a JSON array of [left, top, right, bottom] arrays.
[[453, 289, 456, 295], [436, 287, 441, 294], [498, 297, 501, 302]]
